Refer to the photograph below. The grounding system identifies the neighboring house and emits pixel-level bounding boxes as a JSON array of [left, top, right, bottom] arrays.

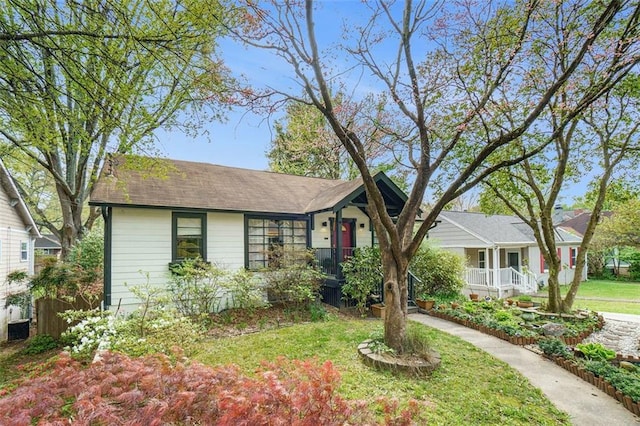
[[89, 155, 409, 312], [34, 234, 62, 274], [35, 234, 62, 257], [557, 210, 613, 237], [0, 159, 40, 341], [428, 211, 587, 298]]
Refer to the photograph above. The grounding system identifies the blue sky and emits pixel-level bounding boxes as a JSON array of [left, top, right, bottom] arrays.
[[154, 1, 594, 204], [157, 1, 358, 171]]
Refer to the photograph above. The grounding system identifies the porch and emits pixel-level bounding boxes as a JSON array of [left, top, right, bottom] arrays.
[[314, 247, 418, 309], [465, 267, 538, 299]]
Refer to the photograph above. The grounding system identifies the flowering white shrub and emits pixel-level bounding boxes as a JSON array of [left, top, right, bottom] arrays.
[[60, 308, 203, 360], [60, 310, 117, 358]]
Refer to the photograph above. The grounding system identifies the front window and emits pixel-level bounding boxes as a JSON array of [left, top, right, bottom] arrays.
[[247, 217, 307, 270], [478, 251, 486, 269], [172, 212, 206, 262], [20, 241, 28, 262], [570, 247, 577, 268]]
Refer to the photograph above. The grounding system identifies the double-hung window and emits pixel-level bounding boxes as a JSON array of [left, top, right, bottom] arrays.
[[172, 212, 206, 262], [246, 217, 308, 270], [478, 251, 486, 269], [20, 241, 28, 262], [569, 247, 577, 269]]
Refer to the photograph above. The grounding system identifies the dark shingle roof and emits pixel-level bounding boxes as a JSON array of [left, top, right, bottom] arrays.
[[35, 234, 61, 250], [559, 211, 613, 236], [90, 155, 377, 214]]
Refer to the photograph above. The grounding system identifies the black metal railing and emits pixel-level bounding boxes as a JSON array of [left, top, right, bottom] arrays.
[[374, 270, 418, 306], [314, 247, 356, 276]]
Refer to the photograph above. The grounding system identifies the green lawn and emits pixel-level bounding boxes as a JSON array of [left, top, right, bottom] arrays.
[[195, 318, 569, 425], [534, 279, 640, 314]]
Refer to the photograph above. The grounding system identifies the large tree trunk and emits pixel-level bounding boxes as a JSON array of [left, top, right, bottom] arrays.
[[546, 270, 563, 313], [381, 249, 409, 352], [56, 184, 84, 259]]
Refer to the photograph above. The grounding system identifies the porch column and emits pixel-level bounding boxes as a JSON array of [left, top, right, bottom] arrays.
[[492, 246, 500, 293], [336, 209, 343, 280], [484, 248, 490, 286]]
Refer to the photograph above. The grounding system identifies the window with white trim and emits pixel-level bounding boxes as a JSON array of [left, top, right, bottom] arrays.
[[569, 247, 577, 269], [478, 251, 486, 269], [20, 241, 28, 262]]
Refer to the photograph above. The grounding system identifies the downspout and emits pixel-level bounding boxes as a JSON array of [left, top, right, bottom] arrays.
[[101, 206, 112, 309], [336, 209, 343, 280]]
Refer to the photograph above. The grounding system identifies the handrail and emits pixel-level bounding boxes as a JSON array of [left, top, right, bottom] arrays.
[[465, 267, 537, 294]]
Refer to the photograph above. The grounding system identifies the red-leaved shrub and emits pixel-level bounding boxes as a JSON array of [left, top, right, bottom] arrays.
[[0, 352, 426, 425]]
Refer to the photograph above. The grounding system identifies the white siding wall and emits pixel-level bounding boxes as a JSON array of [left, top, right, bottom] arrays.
[[0, 187, 34, 340], [109, 208, 246, 313], [311, 207, 373, 249], [110, 208, 172, 310], [207, 212, 245, 270], [428, 220, 486, 248]]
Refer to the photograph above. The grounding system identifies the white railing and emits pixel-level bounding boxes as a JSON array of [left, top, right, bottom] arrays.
[[466, 268, 494, 287], [465, 267, 537, 295]]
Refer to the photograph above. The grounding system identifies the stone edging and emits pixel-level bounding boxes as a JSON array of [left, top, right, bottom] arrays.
[[424, 309, 604, 346], [552, 355, 640, 417], [357, 339, 441, 376]]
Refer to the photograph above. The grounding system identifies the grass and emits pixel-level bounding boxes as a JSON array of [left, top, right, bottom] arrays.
[[534, 279, 640, 314], [195, 318, 569, 425]]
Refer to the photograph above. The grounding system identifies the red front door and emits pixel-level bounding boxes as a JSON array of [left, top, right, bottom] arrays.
[[333, 221, 354, 261]]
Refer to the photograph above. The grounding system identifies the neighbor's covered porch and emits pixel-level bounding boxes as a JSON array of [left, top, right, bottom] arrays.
[[463, 246, 538, 299]]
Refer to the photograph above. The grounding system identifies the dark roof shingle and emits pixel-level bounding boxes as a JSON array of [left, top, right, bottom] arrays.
[[90, 155, 355, 214]]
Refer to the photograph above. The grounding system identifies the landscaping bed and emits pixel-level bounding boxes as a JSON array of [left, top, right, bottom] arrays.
[[421, 299, 639, 417], [424, 300, 604, 346], [538, 339, 640, 417]]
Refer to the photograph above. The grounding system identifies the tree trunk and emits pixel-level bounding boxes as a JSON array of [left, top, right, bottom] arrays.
[[546, 266, 565, 313], [381, 252, 408, 353], [56, 184, 84, 259]]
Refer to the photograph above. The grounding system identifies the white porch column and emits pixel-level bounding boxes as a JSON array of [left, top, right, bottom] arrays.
[[484, 248, 490, 286], [492, 246, 500, 297]]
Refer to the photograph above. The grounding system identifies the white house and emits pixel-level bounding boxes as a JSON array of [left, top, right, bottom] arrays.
[[428, 210, 587, 298], [0, 159, 40, 341], [89, 155, 410, 312]]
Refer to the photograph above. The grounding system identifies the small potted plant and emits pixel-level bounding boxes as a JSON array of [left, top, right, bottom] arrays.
[[517, 295, 534, 308], [469, 292, 479, 302], [370, 302, 386, 319], [416, 292, 435, 310]]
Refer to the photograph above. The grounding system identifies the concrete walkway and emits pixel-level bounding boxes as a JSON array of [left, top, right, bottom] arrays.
[[409, 313, 640, 426]]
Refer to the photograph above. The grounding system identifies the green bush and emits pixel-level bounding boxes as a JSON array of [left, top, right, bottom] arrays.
[[30, 258, 102, 303], [67, 228, 104, 271], [263, 247, 325, 309], [583, 360, 640, 402], [226, 268, 266, 311], [61, 307, 203, 360], [538, 338, 571, 358], [341, 247, 382, 316], [576, 342, 616, 362], [410, 245, 465, 298], [22, 334, 59, 355], [168, 258, 228, 315]]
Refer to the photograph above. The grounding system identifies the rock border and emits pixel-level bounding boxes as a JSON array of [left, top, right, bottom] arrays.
[[357, 339, 441, 376]]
